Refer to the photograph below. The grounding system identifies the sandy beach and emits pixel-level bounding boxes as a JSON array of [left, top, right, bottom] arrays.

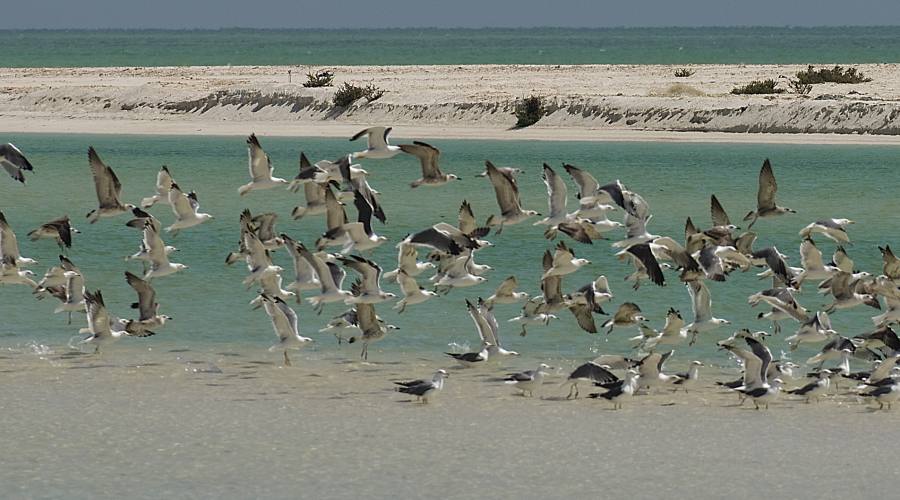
[[1, 347, 896, 500], [2, 64, 900, 142]]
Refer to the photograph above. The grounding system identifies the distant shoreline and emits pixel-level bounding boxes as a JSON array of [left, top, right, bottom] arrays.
[[2, 64, 899, 144]]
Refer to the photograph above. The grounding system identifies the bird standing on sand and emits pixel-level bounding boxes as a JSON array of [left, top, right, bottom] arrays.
[[395, 369, 448, 404], [505, 364, 551, 397]]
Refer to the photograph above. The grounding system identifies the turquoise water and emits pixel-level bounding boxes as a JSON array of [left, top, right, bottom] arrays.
[[1, 27, 899, 67], [1, 133, 898, 365]]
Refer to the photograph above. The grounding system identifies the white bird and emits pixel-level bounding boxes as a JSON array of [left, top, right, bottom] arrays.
[[1, 143, 34, 184], [483, 160, 539, 229], [122, 271, 171, 336], [505, 364, 551, 397], [672, 361, 704, 393], [589, 369, 640, 409], [140, 165, 174, 208], [383, 242, 435, 282], [743, 158, 795, 229], [485, 275, 529, 306], [533, 163, 568, 226], [347, 302, 393, 361], [787, 370, 832, 403], [281, 234, 321, 297], [53, 270, 86, 324], [799, 218, 854, 244], [165, 182, 213, 233], [469, 297, 518, 357], [632, 307, 687, 350], [350, 126, 401, 160], [393, 270, 437, 313], [296, 243, 352, 312], [636, 351, 680, 392], [260, 294, 312, 367], [399, 141, 460, 188], [748, 287, 808, 334], [238, 134, 288, 196], [445, 342, 491, 367], [795, 238, 839, 285], [685, 281, 731, 344], [823, 271, 881, 313], [85, 147, 135, 223], [601, 302, 645, 335], [340, 254, 396, 304], [334, 191, 388, 255], [248, 266, 296, 309], [542, 241, 590, 279], [433, 253, 487, 293], [786, 311, 837, 350], [141, 221, 188, 280], [81, 289, 152, 354], [722, 336, 782, 409], [0, 211, 36, 267], [394, 369, 448, 404], [0, 257, 38, 289], [861, 380, 900, 410], [508, 297, 558, 337]]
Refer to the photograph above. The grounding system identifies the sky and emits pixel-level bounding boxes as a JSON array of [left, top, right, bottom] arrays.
[[4, 0, 900, 29]]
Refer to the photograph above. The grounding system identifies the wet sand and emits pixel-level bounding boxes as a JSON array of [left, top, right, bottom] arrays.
[[1, 346, 896, 499]]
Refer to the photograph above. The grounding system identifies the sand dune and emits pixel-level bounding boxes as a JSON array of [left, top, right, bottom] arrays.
[[1, 64, 899, 142]]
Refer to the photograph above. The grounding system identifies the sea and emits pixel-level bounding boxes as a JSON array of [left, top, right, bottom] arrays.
[[1, 133, 898, 369], [1, 26, 899, 67]]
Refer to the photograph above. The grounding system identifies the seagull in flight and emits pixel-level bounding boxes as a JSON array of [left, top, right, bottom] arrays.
[[350, 126, 401, 159], [166, 183, 213, 233], [28, 216, 79, 251], [483, 160, 539, 230], [238, 134, 288, 196], [260, 294, 312, 366], [743, 158, 795, 228], [85, 147, 135, 223], [799, 218, 854, 244], [399, 141, 460, 188], [140, 165, 174, 208], [1, 143, 34, 184]]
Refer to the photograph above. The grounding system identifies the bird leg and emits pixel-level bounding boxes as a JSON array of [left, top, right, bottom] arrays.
[[67, 312, 72, 325], [689, 331, 699, 346], [520, 325, 527, 337], [283, 351, 292, 367]]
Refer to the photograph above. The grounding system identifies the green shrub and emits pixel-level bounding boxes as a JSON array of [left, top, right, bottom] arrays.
[[303, 70, 334, 88], [514, 95, 545, 128], [731, 79, 784, 95], [674, 68, 695, 78], [795, 65, 871, 84], [332, 82, 384, 107], [788, 79, 812, 95]]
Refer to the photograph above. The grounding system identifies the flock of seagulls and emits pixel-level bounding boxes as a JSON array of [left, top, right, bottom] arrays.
[[3, 128, 900, 411]]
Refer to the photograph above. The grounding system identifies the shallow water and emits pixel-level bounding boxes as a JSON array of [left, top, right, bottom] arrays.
[[1, 133, 899, 366]]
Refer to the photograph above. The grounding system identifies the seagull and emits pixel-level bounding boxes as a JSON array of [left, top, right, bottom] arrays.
[[636, 351, 680, 392], [383, 242, 435, 282], [280, 234, 321, 297], [795, 238, 839, 286], [542, 241, 590, 279], [398, 141, 460, 188], [823, 271, 881, 313], [28, 216, 79, 250], [748, 287, 808, 334], [533, 164, 568, 226], [0, 211, 37, 267], [602, 302, 645, 335], [394, 369, 448, 404], [743, 158, 795, 229], [350, 126, 401, 160], [456, 200, 494, 248], [616, 242, 664, 290], [347, 303, 394, 361], [81, 289, 152, 354], [296, 243, 352, 312], [722, 336, 782, 409], [562, 163, 601, 202], [799, 219, 854, 244], [505, 364, 551, 397], [879, 245, 900, 281], [433, 253, 487, 293], [565, 362, 618, 399], [291, 175, 331, 220], [870, 277, 900, 326], [751, 247, 796, 288], [53, 269, 86, 324], [786, 311, 838, 350], [260, 294, 312, 367], [485, 275, 529, 306], [288, 152, 329, 193], [685, 281, 731, 344], [853, 325, 900, 355], [238, 134, 288, 196], [393, 270, 437, 313], [831, 246, 855, 273], [508, 297, 558, 337], [469, 297, 518, 357], [632, 308, 687, 350], [0, 257, 37, 289], [1, 143, 34, 184], [589, 369, 640, 409], [445, 342, 491, 367], [483, 160, 539, 229], [122, 271, 171, 336], [336, 190, 388, 254], [141, 221, 188, 280], [672, 361, 704, 393], [140, 165, 174, 208], [248, 266, 296, 309], [339, 254, 396, 304], [612, 210, 658, 249], [787, 370, 832, 403], [165, 183, 213, 233], [565, 275, 613, 315], [85, 147, 135, 223], [861, 381, 900, 410]]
